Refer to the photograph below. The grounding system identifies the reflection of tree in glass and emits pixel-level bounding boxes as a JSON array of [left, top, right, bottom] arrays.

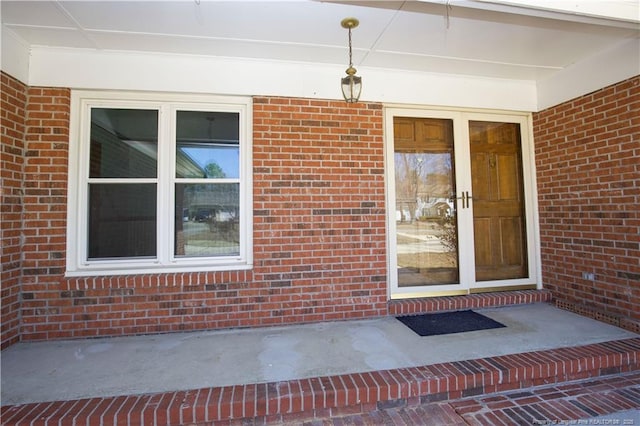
[[395, 153, 452, 200], [437, 214, 458, 266], [205, 162, 226, 178]]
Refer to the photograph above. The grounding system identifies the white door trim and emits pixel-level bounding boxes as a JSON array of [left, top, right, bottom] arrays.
[[384, 105, 542, 299]]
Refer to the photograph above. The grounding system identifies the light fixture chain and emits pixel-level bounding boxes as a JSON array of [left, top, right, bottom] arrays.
[[348, 27, 353, 68]]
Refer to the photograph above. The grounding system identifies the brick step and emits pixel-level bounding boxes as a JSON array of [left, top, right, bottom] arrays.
[[387, 289, 552, 316], [453, 370, 640, 425], [311, 370, 640, 425], [2, 337, 638, 425]]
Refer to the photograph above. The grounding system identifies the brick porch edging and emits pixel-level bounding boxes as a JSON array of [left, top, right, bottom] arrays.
[[2, 337, 638, 425], [388, 289, 552, 316], [555, 298, 640, 335]]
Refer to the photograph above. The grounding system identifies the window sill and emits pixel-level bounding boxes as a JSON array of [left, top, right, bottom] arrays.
[[64, 262, 253, 278]]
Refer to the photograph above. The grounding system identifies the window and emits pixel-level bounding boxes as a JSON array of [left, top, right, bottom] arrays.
[[67, 91, 252, 276]]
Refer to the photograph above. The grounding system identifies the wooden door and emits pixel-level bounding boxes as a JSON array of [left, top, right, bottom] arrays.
[[469, 121, 528, 281]]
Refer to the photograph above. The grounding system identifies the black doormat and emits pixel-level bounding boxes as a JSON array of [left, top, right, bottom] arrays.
[[396, 310, 506, 336]]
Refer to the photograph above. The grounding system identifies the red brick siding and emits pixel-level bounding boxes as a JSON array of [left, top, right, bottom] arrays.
[[251, 97, 388, 321], [533, 76, 640, 327], [1, 72, 27, 349], [19, 85, 71, 341], [10, 74, 638, 343], [18, 94, 388, 341]]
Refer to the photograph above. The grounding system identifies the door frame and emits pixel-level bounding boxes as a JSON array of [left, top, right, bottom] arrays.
[[384, 105, 542, 299]]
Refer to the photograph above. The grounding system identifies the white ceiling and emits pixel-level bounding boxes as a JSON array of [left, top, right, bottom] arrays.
[[1, 0, 638, 83]]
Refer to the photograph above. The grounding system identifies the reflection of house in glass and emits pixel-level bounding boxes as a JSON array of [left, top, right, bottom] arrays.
[[180, 183, 239, 224], [175, 153, 240, 258], [396, 198, 452, 223], [415, 197, 453, 220]]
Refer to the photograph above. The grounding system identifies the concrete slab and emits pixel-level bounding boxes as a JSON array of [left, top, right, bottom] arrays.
[[1, 303, 637, 405]]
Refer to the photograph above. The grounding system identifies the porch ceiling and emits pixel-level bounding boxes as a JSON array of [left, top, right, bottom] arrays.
[[1, 0, 638, 83]]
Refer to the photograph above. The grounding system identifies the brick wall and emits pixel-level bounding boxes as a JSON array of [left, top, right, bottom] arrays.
[[533, 76, 640, 331], [20, 84, 72, 340], [1, 72, 27, 349], [17, 91, 388, 341], [7, 70, 638, 343]]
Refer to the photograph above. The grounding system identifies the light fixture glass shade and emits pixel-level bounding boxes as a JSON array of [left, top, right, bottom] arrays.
[[341, 74, 362, 103]]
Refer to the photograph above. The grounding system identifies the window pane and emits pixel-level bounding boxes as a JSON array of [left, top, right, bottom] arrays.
[[175, 183, 239, 257], [90, 108, 158, 178], [88, 183, 157, 259], [176, 111, 239, 179]]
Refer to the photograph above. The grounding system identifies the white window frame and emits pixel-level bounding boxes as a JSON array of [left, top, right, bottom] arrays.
[[66, 90, 253, 276]]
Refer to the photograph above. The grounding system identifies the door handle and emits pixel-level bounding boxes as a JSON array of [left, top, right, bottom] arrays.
[[450, 193, 465, 207], [450, 192, 472, 209]]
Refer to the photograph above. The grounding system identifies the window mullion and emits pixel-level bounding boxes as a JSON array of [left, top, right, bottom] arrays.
[[156, 105, 174, 265], [76, 100, 92, 266]]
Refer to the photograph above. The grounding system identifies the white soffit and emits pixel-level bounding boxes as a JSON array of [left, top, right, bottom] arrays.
[[27, 46, 539, 111], [471, 0, 640, 24], [1, 0, 638, 109], [1, 26, 30, 83], [537, 36, 640, 110]]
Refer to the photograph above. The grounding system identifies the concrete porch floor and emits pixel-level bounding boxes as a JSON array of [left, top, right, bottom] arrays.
[[1, 303, 638, 408]]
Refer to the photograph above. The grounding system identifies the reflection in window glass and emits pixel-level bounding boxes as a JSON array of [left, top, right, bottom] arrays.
[[175, 183, 240, 257], [90, 108, 158, 178], [394, 117, 459, 286], [88, 183, 157, 259], [395, 152, 459, 285], [176, 111, 240, 179]]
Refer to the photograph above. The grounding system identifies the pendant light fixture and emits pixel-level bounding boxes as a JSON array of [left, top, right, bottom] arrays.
[[340, 17, 362, 103]]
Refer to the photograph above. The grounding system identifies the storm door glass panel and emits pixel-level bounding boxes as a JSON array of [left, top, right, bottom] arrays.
[[88, 108, 158, 259], [175, 111, 240, 257], [394, 117, 460, 286]]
